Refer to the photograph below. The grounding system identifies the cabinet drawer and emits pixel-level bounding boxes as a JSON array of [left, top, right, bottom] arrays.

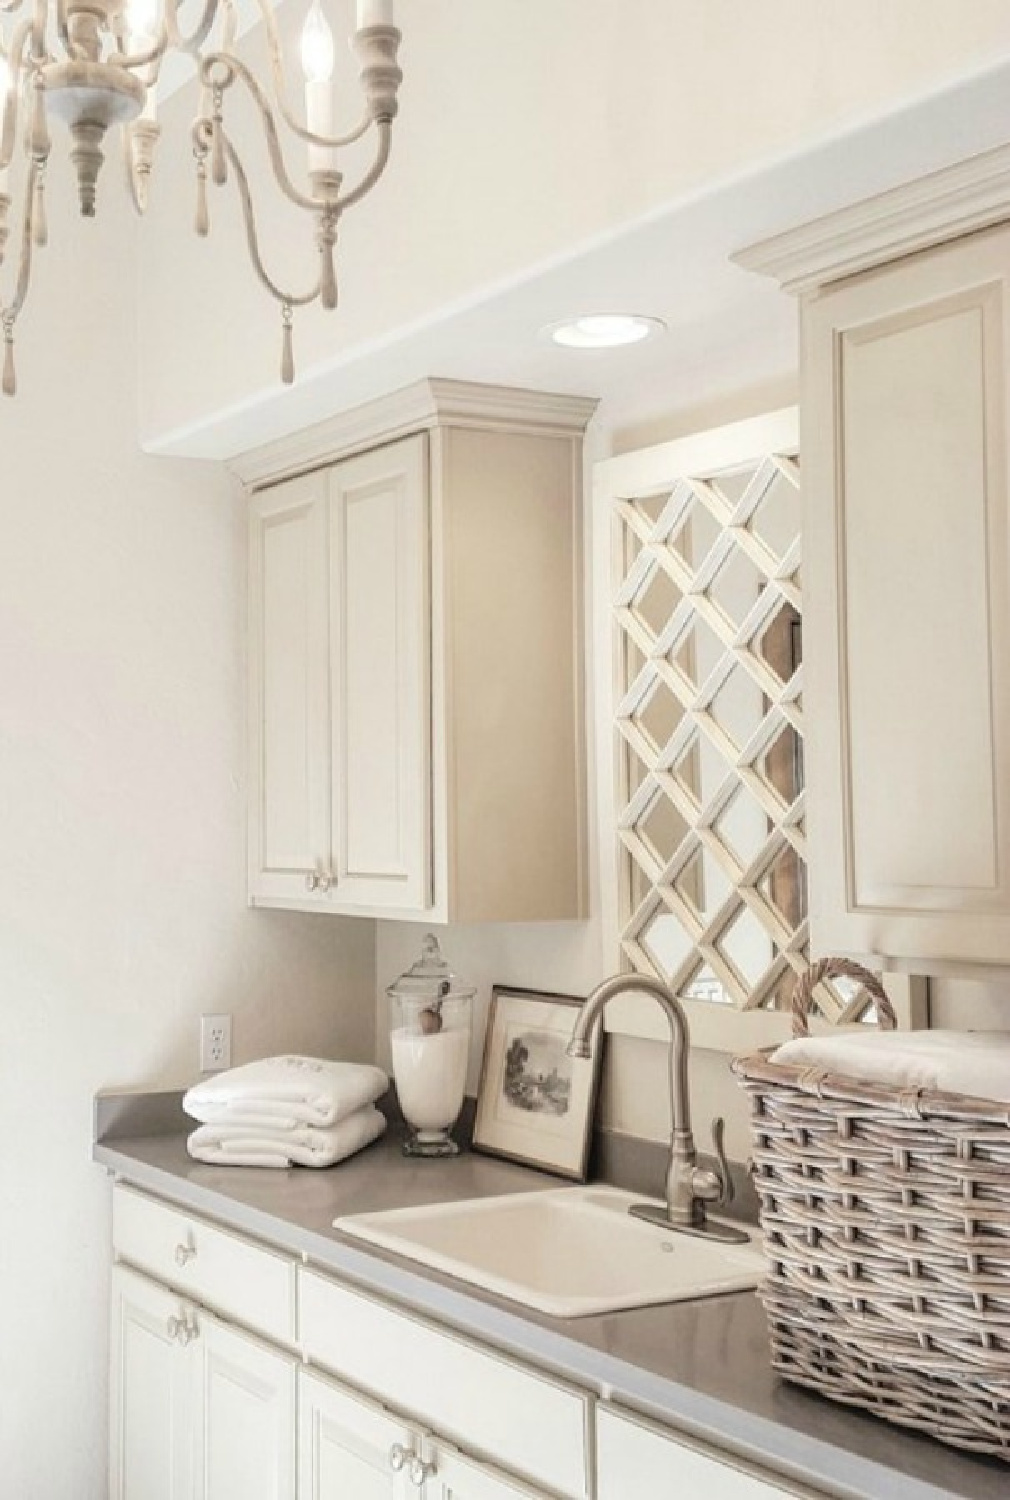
[[299, 1268, 589, 1499], [112, 1184, 296, 1345], [597, 1406, 812, 1499]]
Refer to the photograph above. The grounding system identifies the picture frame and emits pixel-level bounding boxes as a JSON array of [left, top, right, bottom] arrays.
[[472, 985, 603, 1182]]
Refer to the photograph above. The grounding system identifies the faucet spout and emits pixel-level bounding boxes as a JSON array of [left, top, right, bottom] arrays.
[[568, 973, 749, 1245]]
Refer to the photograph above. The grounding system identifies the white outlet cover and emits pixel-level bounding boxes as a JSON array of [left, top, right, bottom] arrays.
[[200, 1013, 232, 1073]]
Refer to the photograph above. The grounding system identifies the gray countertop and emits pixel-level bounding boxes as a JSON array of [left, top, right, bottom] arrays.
[[93, 1103, 1010, 1500]]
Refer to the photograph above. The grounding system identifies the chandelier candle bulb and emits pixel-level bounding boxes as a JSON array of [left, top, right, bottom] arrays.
[[301, 0, 335, 173], [357, 0, 394, 28]]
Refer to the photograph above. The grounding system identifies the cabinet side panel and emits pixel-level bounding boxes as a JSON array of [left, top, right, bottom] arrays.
[[443, 428, 584, 922], [841, 286, 1007, 909]]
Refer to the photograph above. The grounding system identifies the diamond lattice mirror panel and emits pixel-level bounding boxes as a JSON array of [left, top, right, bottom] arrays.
[[595, 411, 920, 1050]]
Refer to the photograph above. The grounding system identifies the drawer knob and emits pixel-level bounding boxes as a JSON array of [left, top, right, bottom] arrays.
[[408, 1455, 436, 1487], [174, 1240, 196, 1267], [388, 1443, 408, 1472]]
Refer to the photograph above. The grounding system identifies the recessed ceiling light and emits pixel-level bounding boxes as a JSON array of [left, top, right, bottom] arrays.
[[545, 314, 666, 349]]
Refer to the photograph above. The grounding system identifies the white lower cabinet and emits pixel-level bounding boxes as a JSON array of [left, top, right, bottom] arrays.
[[110, 1262, 296, 1500], [110, 1186, 807, 1500], [597, 1406, 805, 1499], [428, 1443, 545, 1499], [197, 1315, 297, 1500], [297, 1369, 414, 1499], [297, 1368, 542, 1500], [110, 1265, 196, 1500]]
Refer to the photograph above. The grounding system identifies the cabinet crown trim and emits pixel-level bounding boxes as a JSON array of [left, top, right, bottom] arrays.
[[733, 142, 1010, 294], [229, 377, 599, 489]]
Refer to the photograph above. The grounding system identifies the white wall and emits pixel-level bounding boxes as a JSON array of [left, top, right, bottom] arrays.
[[138, 0, 1010, 445], [0, 157, 375, 1499]]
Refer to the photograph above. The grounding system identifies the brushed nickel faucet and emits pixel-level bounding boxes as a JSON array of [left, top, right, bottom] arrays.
[[567, 973, 750, 1244]]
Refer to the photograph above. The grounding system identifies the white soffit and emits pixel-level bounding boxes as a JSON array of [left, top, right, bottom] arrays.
[[144, 54, 1010, 463]]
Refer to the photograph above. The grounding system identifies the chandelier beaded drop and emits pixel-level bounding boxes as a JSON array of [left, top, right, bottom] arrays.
[[0, 0, 402, 394]]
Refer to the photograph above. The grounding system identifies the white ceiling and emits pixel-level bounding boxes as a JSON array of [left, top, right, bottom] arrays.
[[148, 54, 1010, 461]]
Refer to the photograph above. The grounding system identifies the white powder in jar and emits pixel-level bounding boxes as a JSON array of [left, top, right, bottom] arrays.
[[391, 1024, 469, 1133]]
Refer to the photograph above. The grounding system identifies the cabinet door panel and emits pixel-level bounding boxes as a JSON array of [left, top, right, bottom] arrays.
[[110, 1265, 195, 1500], [329, 434, 430, 911], [249, 472, 331, 903], [431, 1444, 545, 1499], [597, 1407, 798, 1498], [803, 223, 1010, 967], [196, 1315, 297, 1500], [297, 1369, 413, 1500]]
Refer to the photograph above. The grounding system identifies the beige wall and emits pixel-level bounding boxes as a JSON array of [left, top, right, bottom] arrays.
[[138, 0, 1010, 444], [0, 164, 375, 1499]]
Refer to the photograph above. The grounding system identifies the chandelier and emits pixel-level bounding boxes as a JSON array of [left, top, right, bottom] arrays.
[[0, 0, 402, 395]]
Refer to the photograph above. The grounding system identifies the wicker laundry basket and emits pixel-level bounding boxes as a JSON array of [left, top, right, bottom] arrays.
[[732, 956, 1010, 1461]]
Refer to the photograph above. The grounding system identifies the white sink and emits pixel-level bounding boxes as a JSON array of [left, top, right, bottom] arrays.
[[335, 1185, 764, 1318]]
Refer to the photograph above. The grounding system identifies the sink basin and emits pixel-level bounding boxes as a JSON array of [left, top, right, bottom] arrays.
[[335, 1185, 764, 1318]]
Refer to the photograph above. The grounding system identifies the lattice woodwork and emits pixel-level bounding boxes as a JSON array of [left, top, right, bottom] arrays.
[[610, 443, 872, 1028]]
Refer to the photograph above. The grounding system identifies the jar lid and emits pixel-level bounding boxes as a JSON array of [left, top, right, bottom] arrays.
[[386, 934, 475, 1004]]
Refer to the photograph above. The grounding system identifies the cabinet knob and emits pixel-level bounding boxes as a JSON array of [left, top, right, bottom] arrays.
[[305, 870, 334, 893], [175, 1240, 196, 1267], [166, 1312, 198, 1345], [408, 1455, 436, 1487], [177, 1315, 198, 1346], [388, 1443, 408, 1472], [305, 871, 320, 892]]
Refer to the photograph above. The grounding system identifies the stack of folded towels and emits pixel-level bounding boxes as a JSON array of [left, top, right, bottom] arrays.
[[183, 1055, 389, 1168]]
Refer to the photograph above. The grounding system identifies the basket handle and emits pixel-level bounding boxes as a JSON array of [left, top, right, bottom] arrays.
[[791, 957, 897, 1039]]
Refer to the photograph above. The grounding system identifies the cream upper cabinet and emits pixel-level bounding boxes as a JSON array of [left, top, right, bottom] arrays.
[[244, 379, 595, 923], [801, 224, 1010, 970], [735, 153, 1010, 972]]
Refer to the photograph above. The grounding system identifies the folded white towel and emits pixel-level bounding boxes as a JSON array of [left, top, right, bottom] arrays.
[[771, 1029, 1010, 1103], [186, 1105, 386, 1168], [183, 1055, 388, 1128]]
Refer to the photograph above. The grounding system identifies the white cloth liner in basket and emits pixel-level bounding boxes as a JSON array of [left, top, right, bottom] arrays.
[[771, 1026, 1010, 1104]]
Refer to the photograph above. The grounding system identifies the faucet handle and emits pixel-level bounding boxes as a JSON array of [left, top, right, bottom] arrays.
[[708, 1116, 734, 1208]]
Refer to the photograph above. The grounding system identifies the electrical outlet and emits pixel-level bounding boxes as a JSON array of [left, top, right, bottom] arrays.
[[200, 1013, 232, 1073]]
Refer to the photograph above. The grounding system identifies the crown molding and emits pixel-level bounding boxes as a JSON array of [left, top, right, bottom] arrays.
[[733, 143, 1010, 295], [229, 378, 600, 489]]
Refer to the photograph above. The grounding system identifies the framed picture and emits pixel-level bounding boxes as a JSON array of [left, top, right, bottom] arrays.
[[472, 985, 603, 1182]]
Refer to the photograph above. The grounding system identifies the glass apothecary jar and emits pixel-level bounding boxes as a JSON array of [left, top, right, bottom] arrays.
[[387, 935, 474, 1157]]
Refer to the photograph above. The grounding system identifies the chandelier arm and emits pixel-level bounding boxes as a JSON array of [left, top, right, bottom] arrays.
[[201, 55, 323, 213], [162, 0, 220, 57], [29, 0, 48, 60], [109, 24, 170, 72], [4, 156, 39, 322], [223, 133, 320, 308], [247, 0, 371, 151], [333, 117, 391, 212]]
